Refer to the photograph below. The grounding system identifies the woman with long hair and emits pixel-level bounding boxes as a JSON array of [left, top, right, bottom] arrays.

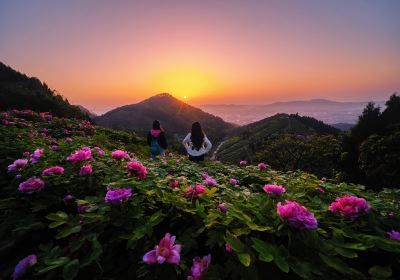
[[182, 122, 212, 162], [147, 120, 168, 159]]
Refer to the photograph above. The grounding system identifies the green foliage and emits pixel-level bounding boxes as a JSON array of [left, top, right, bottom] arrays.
[[0, 62, 87, 119], [1, 110, 400, 279]]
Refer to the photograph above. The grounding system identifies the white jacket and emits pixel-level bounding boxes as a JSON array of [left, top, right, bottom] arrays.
[[182, 133, 212, 156]]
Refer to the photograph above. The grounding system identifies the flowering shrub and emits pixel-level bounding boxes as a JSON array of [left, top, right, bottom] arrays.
[[8, 159, 28, 172], [329, 195, 371, 220], [0, 110, 400, 279], [79, 165, 92, 177]]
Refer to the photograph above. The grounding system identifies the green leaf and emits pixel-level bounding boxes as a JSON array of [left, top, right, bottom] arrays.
[[56, 226, 82, 239], [319, 254, 364, 278], [251, 238, 274, 262], [63, 259, 79, 280], [237, 253, 251, 267], [274, 254, 289, 273], [334, 247, 358, 258], [368, 265, 392, 279], [46, 211, 68, 221], [49, 220, 67, 228]]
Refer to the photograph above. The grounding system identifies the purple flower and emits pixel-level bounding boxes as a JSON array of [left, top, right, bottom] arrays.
[[79, 164, 93, 176], [64, 194, 74, 202], [239, 160, 247, 165], [387, 230, 400, 241], [263, 184, 286, 197], [329, 196, 371, 220], [18, 178, 45, 194], [187, 254, 211, 280], [277, 200, 318, 230], [218, 203, 227, 213], [143, 233, 181, 265], [105, 188, 132, 204], [30, 148, 44, 163], [93, 147, 105, 156], [8, 159, 28, 172], [42, 166, 64, 176], [258, 162, 267, 170], [12, 254, 37, 280], [51, 145, 59, 151], [201, 173, 209, 179], [225, 243, 233, 253], [229, 178, 237, 185], [22, 151, 30, 157], [65, 137, 73, 143], [204, 177, 217, 186], [77, 204, 89, 214]]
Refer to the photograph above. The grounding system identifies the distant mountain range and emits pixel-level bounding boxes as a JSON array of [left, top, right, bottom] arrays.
[[0, 62, 87, 119], [94, 93, 236, 144], [216, 113, 340, 163], [199, 99, 386, 126]]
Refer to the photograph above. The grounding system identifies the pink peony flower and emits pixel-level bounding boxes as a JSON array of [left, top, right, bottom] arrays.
[[143, 233, 182, 265], [229, 178, 238, 185], [105, 188, 132, 204], [66, 148, 92, 164], [387, 230, 400, 241], [64, 194, 74, 202], [201, 173, 209, 179], [218, 203, 227, 213], [258, 162, 267, 170], [329, 195, 371, 220], [93, 147, 105, 156], [225, 243, 233, 253], [263, 184, 286, 197], [12, 254, 37, 280], [186, 185, 206, 198], [30, 148, 44, 163], [317, 186, 326, 193], [277, 200, 318, 230], [187, 254, 211, 280], [42, 166, 64, 176], [65, 137, 73, 143], [204, 177, 217, 186], [22, 151, 30, 157], [79, 165, 93, 176], [18, 177, 45, 194], [8, 159, 28, 172], [111, 150, 128, 160], [239, 160, 247, 165], [170, 180, 180, 188], [127, 161, 147, 180]]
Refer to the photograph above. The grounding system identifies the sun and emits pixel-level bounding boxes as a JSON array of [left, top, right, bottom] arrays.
[[148, 67, 219, 101]]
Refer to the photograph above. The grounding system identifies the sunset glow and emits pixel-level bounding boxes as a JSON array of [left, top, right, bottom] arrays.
[[1, 0, 399, 113]]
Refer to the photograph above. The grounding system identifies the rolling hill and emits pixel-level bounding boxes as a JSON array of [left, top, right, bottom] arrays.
[[216, 113, 340, 165], [94, 93, 236, 144], [0, 62, 87, 119]]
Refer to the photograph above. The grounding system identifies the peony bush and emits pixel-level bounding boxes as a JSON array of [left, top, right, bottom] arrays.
[[0, 110, 400, 279]]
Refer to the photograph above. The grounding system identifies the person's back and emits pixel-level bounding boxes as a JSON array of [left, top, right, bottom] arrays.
[[182, 122, 212, 162], [147, 120, 167, 159]]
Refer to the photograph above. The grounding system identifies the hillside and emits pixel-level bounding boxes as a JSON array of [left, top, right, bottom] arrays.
[[95, 93, 236, 143], [0, 62, 87, 119], [1, 109, 399, 279], [216, 113, 339, 163]]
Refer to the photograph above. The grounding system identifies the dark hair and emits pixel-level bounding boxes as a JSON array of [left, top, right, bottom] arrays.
[[152, 120, 162, 130], [190, 122, 205, 150]]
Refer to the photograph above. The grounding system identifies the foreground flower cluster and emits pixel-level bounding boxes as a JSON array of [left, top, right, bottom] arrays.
[[1, 110, 400, 280]]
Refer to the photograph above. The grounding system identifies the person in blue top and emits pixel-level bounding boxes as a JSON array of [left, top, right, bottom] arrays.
[[147, 120, 168, 160]]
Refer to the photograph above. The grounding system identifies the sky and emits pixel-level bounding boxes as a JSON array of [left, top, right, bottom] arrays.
[[1, 0, 399, 114]]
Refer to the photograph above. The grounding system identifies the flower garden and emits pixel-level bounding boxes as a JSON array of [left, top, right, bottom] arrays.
[[1, 110, 400, 279]]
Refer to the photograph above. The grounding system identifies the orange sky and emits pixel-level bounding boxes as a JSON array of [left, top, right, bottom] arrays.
[[1, 1, 399, 114]]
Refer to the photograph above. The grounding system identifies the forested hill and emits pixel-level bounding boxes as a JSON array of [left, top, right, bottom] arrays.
[[0, 62, 87, 119], [216, 113, 340, 165]]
